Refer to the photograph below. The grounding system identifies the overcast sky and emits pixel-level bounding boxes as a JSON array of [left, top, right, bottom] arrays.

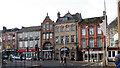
[[0, 0, 117, 30]]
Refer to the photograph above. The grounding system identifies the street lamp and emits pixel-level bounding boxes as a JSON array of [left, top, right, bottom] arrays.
[[86, 26, 90, 62]]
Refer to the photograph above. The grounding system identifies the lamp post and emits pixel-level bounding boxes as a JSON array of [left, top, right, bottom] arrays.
[[86, 26, 90, 62]]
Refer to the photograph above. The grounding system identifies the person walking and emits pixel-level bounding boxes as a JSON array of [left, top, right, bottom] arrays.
[[63, 56, 67, 66], [114, 54, 120, 68], [60, 56, 63, 66]]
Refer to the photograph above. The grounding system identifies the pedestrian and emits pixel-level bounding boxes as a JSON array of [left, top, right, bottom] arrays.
[[20, 54, 23, 61], [60, 56, 63, 65], [114, 54, 120, 68], [63, 56, 67, 66], [9, 54, 12, 62]]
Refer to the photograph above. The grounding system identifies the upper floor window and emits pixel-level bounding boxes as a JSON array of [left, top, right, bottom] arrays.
[[12, 35, 15, 39], [43, 25, 45, 31], [19, 34, 22, 38], [24, 33, 28, 38], [89, 39, 94, 48], [71, 35, 74, 42], [19, 41, 22, 48], [89, 28, 94, 35], [55, 27, 59, 32], [65, 36, 69, 43], [29, 32, 33, 37], [71, 25, 74, 31], [110, 40, 114, 46], [97, 27, 102, 34], [50, 25, 52, 30], [8, 35, 11, 40], [50, 33, 52, 38], [82, 39, 86, 48], [3, 36, 5, 40], [60, 36, 64, 44], [82, 29, 86, 36], [46, 34, 49, 39], [35, 32, 39, 37], [110, 28, 113, 35], [61, 26, 64, 32], [24, 41, 27, 47], [66, 25, 69, 31], [56, 36, 59, 44], [43, 34, 45, 39], [46, 25, 49, 30], [30, 41, 33, 47], [97, 38, 102, 47]]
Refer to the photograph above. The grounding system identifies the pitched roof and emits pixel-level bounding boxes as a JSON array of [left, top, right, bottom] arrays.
[[108, 17, 117, 28], [78, 16, 104, 25], [56, 12, 82, 23], [2, 28, 19, 33], [18, 26, 41, 32]]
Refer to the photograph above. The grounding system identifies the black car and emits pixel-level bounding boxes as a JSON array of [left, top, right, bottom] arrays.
[[2, 55, 9, 60]]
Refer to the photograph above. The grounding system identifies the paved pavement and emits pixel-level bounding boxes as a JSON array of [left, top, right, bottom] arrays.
[[1, 60, 117, 68]]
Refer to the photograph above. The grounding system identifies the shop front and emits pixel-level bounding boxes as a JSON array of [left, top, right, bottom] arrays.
[[17, 49, 36, 58], [43, 42, 53, 60]]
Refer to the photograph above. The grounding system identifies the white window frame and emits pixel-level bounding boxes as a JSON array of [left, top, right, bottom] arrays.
[[29, 32, 33, 37], [46, 34, 49, 39], [43, 25, 45, 31], [30, 41, 33, 47], [19, 41, 22, 48], [19, 34, 22, 38], [43, 34, 45, 39], [50, 33, 52, 38], [82, 29, 86, 36], [35, 32, 39, 37], [24, 33, 28, 38], [89, 39, 94, 47], [24, 41, 28, 47], [89, 28, 94, 35], [50, 25, 52, 30], [97, 27, 102, 34]]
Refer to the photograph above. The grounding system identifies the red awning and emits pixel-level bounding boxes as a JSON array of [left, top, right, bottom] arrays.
[[17, 49, 26, 52], [17, 49, 36, 52]]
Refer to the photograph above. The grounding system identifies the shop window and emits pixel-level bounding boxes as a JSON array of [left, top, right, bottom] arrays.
[[108, 51, 111, 57], [112, 51, 115, 57]]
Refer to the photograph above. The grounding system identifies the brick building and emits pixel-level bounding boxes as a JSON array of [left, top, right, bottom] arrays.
[[55, 12, 82, 60], [1, 26, 19, 56], [78, 16, 105, 61], [41, 14, 55, 60]]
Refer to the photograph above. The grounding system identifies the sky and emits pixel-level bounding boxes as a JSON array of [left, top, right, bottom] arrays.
[[0, 0, 117, 30]]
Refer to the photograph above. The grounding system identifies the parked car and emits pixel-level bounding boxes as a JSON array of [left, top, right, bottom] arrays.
[[26, 57, 32, 60], [2, 55, 9, 60], [14, 56, 20, 60], [32, 56, 42, 60]]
